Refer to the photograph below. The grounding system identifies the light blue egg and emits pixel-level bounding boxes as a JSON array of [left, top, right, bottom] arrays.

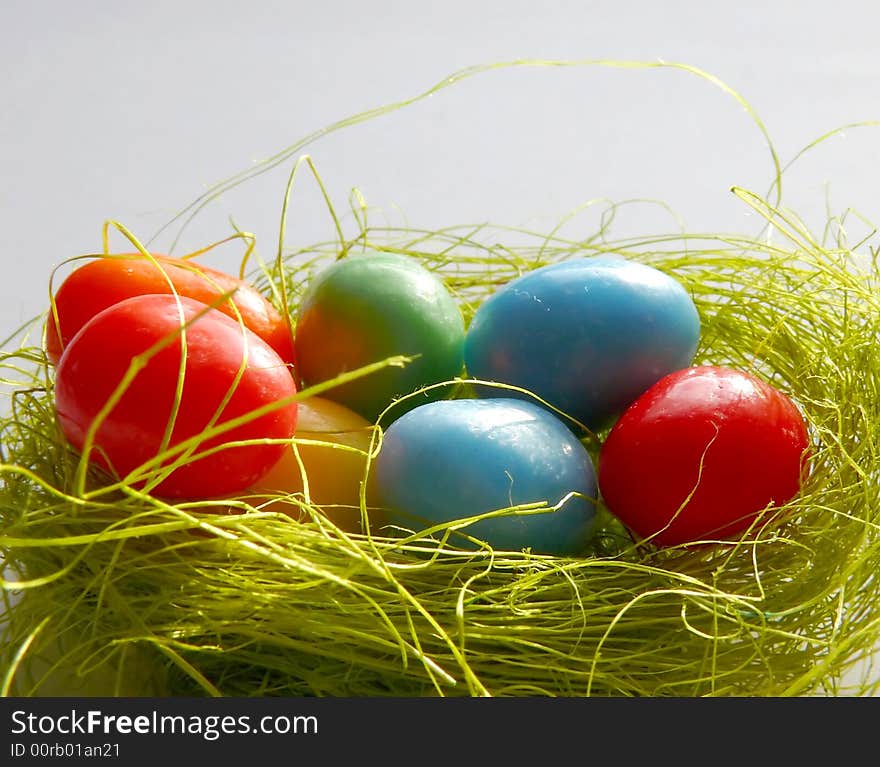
[[372, 398, 598, 555], [463, 256, 701, 431]]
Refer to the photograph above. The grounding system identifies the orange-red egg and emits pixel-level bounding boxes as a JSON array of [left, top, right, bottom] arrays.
[[46, 253, 295, 367]]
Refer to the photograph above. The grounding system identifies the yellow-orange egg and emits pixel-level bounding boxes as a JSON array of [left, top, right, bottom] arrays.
[[241, 396, 381, 532]]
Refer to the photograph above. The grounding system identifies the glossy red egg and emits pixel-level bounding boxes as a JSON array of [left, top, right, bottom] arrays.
[[55, 294, 298, 499], [598, 365, 810, 547]]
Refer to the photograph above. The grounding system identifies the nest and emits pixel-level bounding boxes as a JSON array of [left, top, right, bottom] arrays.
[[2, 60, 880, 697]]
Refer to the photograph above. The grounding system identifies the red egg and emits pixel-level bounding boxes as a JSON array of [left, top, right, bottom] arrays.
[[55, 294, 298, 499], [598, 365, 810, 547], [46, 253, 295, 367]]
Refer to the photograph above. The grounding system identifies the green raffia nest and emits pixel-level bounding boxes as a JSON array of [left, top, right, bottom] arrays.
[[3, 60, 880, 697]]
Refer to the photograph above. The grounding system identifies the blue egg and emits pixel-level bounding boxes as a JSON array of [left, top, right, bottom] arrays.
[[371, 398, 598, 555], [463, 256, 700, 431]]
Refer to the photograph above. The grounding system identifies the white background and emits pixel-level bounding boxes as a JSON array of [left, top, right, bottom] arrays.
[[2, 0, 880, 692], [3, 0, 880, 334]]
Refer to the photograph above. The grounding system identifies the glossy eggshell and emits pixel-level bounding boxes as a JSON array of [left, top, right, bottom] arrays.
[[463, 256, 701, 431], [54, 294, 298, 499], [597, 365, 811, 547], [294, 251, 466, 423], [46, 254, 295, 366], [370, 398, 598, 555], [241, 396, 380, 532]]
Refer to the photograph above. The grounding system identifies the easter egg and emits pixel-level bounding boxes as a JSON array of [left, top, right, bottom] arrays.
[[54, 294, 298, 499], [294, 251, 466, 423], [597, 365, 811, 547], [463, 256, 701, 431], [46, 253, 295, 367], [241, 396, 380, 532], [371, 398, 598, 555]]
